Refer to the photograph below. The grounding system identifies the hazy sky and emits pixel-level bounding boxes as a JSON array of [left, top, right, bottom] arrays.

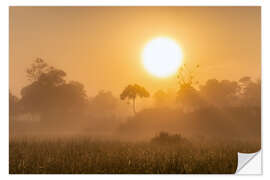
[[10, 7, 261, 97]]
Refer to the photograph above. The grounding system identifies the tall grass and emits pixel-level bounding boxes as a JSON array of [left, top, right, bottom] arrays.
[[9, 135, 260, 174]]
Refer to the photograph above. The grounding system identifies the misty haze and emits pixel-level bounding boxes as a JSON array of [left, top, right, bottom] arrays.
[[9, 7, 261, 174]]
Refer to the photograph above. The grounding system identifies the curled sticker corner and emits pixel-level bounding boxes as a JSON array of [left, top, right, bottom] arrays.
[[236, 150, 261, 174]]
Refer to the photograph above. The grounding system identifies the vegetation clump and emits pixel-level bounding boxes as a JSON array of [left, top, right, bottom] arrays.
[[151, 132, 191, 146]]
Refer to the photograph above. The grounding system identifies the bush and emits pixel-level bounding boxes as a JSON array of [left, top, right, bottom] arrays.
[[150, 132, 190, 146]]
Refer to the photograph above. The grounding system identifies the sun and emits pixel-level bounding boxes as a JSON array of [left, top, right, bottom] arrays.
[[142, 37, 183, 78]]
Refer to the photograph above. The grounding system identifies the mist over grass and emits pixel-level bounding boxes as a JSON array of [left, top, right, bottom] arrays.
[[9, 59, 261, 174]]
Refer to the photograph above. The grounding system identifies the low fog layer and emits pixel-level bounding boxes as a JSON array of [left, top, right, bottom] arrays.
[[9, 59, 261, 141]]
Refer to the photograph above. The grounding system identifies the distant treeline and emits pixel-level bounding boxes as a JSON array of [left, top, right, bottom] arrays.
[[9, 59, 260, 141]]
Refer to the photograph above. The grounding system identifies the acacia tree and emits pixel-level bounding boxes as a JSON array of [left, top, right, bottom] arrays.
[[120, 84, 150, 114]]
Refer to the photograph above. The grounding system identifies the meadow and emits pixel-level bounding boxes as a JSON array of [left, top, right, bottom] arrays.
[[9, 134, 260, 174]]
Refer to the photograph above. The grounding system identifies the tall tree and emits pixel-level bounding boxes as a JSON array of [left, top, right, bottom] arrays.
[[177, 64, 202, 111], [19, 59, 87, 125], [120, 84, 150, 114]]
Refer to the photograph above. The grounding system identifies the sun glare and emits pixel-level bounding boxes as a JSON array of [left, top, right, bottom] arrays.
[[142, 37, 183, 78]]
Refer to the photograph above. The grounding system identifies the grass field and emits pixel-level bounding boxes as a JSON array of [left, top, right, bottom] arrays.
[[9, 136, 260, 174]]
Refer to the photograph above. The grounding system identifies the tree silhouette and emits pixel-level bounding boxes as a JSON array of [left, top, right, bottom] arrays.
[[120, 84, 150, 114], [199, 79, 240, 107], [19, 59, 87, 125], [153, 90, 167, 107], [238, 77, 261, 107], [90, 90, 118, 115], [26, 58, 49, 82], [177, 64, 200, 88], [177, 64, 202, 111]]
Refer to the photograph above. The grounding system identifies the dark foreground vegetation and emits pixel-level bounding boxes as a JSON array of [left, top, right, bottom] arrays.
[[9, 133, 260, 174]]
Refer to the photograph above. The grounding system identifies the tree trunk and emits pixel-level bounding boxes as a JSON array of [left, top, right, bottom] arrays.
[[132, 98, 136, 115]]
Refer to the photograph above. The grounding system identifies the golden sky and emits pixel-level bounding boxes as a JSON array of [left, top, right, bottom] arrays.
[[9, 7, 261, 97]]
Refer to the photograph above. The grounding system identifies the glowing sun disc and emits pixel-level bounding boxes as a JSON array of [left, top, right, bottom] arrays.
[[142, 37, 183, 78]]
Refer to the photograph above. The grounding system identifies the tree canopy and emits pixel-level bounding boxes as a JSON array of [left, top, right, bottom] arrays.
[[120, 84, 150, 114], [19, 58, 87, 125]]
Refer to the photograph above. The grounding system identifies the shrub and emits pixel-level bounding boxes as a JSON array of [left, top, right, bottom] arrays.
[[150, 132, 190, 146]]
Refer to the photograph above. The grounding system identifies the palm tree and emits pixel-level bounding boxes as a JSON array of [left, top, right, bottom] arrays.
[[120, 84, 150, 114]]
